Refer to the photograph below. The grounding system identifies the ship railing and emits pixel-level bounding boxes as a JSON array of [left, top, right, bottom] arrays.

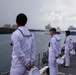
[[0, 52, 48, 75]]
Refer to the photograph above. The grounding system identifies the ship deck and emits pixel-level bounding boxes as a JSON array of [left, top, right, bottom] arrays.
[[0, 43, 76, 75], [58, 54, 76, 75], [0, 55, 76, 75]]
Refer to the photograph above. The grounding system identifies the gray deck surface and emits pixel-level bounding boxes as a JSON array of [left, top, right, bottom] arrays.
[[58, 55, 76, 75]]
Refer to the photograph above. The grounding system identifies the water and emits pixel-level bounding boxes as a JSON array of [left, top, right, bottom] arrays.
[[0, 32, 76, 73]]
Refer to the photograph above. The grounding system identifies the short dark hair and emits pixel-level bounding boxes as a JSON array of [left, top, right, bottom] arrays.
[[16, 13, 27, 26], [49, 28, 56, 33], [65, 31, 70, 35]]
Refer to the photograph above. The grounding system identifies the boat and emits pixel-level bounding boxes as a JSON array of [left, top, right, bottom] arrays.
[[56, 27, 61, 34], [45, 24, 51, 34], [68, 26, 76, 35], [45, 24, 61, 35]]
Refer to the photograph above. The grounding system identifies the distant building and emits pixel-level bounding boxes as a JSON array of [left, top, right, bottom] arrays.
[[12, 24, 17, 29], [3, 24, 11, 28]]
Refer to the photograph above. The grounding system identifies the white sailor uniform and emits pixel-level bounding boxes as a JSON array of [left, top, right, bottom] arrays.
[[10, 26, 36, 75], [49, 35, 61, 75]]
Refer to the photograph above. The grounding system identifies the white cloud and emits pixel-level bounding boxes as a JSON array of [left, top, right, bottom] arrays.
[[39, 0, 76, 30], [65, 16, 76, 20]]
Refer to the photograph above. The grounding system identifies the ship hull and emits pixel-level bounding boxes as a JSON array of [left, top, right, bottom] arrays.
[[70, 32, 76, 35], [56, 32, 61, 34]]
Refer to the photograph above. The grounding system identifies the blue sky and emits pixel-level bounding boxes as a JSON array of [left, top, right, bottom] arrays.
[[0, 0, 76, 30]]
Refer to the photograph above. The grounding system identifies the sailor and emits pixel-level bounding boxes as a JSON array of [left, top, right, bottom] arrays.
[[10, 13, 36, 75], [49, 28, 62, 75], [64, 31, 73, 67]]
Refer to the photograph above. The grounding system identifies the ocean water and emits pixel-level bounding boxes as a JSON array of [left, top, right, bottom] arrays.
[[0, 32, 76, 72]]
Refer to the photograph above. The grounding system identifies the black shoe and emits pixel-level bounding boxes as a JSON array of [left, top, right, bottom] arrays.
[[63, 66, 69, 68]]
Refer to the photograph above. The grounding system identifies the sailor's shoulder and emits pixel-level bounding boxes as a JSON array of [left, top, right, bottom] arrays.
[[11, 29, 20, 37], [67, 36, 72, 41], [30, 32, 35, 39], [51, 37, 56, 41]]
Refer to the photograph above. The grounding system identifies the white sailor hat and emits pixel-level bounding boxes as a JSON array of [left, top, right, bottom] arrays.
[[56, 58, 64, 65], [29, 67, 40, 75]]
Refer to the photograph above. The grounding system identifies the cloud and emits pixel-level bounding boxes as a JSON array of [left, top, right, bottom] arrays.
[[0, 0, 76, 30], [65, 16, 76, 20], [39, 0, 76, 29]]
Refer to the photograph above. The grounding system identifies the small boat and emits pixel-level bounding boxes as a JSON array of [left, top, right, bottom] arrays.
[[45, 24, 51, 35], [56, 27, 61, 34], [45, 24, 61, 35], [68, 26, 76, 35]]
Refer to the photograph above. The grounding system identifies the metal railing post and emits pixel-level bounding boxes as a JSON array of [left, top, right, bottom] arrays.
[[38, 54, 40, 69]]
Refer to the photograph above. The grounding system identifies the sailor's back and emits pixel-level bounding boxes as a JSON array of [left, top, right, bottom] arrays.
[[11, 27, 35, 67], [10, 13, 36, 75]]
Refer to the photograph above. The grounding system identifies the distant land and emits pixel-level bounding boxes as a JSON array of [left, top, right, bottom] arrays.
[[0, 27, 45, 34]]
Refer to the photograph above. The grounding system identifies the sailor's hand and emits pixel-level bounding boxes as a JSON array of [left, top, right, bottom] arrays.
[[59, 54, 63, 57], [56, 56, 60, 59], [26, 63, 34, 71], [56, 54, 63, 59], [70, 49, 73, 51]]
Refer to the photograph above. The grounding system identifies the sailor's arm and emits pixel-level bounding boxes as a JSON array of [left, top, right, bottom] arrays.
[[51, 38, 59, 57], [66, 38, 73, 50], [30, 33, 36, 63]]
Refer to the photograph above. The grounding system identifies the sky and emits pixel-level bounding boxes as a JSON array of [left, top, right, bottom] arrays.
[[0, 0, 76, 30]]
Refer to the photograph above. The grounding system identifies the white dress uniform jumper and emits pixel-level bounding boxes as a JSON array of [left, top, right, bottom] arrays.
[[10, 26, 36, 75], [64, 36, 73, 67], [49, 35, 61, 75]]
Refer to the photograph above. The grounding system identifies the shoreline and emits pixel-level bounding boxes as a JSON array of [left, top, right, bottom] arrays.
[[0, 28, 45, 34]]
